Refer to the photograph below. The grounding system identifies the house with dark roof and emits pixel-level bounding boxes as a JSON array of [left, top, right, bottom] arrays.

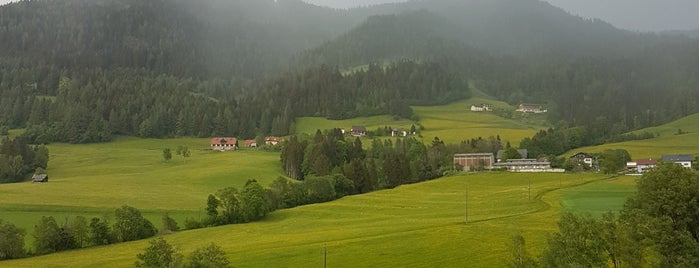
[[350, 126, 367, 137], [32, 174, 48, 183], [516, 104, 547, 113], [661, 154, 693, 169], [210, 137, 238, 151]]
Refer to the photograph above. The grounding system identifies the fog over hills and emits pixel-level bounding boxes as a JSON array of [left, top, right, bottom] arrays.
[[304, 0, 699, 32]]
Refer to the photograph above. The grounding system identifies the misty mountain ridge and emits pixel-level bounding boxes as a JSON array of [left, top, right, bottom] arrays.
[[1, 0, 698, 146]]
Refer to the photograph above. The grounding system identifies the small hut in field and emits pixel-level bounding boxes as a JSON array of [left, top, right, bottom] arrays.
[[32, 174, 48, 183]]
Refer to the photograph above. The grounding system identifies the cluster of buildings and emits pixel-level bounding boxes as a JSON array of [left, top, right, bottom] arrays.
[[210, 136, 281, 151], [625, 154, 694, 174], [453, 151, 695, 174], [453, 149, 563, 172], [469, 103, 547, 114]]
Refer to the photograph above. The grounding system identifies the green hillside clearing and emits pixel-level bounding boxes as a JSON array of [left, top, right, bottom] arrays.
[[566, 113, 699, 159]]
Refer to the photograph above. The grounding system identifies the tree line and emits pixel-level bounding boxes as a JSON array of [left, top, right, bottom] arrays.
[[1, 59, 469, 144], [0, 205, 159, 260]]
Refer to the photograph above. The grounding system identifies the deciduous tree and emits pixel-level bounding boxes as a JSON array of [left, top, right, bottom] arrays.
[[0, 219, 25, 260]]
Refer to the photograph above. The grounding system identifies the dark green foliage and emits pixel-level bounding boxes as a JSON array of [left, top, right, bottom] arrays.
[[540, 213, 608, 268], [70, 216, 89, 248], [240, 180, 269, 223], [135, 237, 182, 268], [0, 137, 49, 183], [0, 219, 25, 260], [215, 187, 240, 225], [205, 194, 220, 225], [303, 176, 337, 204], [188, 243, 231, 268], [32, 216, 76, 254], [162, 148, 172, 162], [88, 217, 112, 246], [112, 205, 157, 242], [598, 149, 631, 174], [623, 163, 699, 266], [506, 234, 535, 268], [161, 213, 180, 234]]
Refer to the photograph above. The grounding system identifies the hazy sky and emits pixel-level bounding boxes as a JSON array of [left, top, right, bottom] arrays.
[[1, 0, 697, 31], [304, 0, 699, 32]]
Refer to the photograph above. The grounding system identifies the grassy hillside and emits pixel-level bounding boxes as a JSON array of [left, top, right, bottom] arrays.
[[295, 98, 546, 146], [0, 137, 284, 239], [3, 172, 633, 267], [566, 113, 699, 159]]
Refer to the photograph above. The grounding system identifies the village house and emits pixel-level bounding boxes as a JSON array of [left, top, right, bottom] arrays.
[[210, 137, 238, 151], [32, 174, 48, 183], [350, 126, 367, 137], [661, 154, 693, 169], [626, 159, 657, 174], [570, 152, 594, 167], [244, 139, 257, 148], [470, 103, 493, 112], [516, 104, 547, 113], [453, 153, 494, 171], [391, 128, 408, 137], [265, 136, 280, 145]]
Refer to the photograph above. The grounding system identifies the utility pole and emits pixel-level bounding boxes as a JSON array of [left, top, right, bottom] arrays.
[[324, 244, 327, 268], [465, 179, 469, 224]]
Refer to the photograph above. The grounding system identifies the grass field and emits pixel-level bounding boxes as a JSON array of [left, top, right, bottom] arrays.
[[295, 98, 546, 146], [3, 171, 633, 267], [566, 113, 699, 159], [0, 137, 284, 244]]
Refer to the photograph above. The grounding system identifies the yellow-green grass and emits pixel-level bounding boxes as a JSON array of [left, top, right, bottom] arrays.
[[4, 172, 622, 267], [414, 98, 544, 145], [0, 136, 284, 241], [295, 115, 414, 136], [559, 176, 637, 216], [566, 113, 699, 159], [295, 98, 546, 146]]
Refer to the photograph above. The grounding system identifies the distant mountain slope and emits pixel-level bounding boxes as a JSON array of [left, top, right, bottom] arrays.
[[0, 0, 363, 79], [300, 10, 481, 68]]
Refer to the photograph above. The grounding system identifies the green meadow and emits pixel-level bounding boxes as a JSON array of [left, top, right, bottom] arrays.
[[295, 98, 546, 146], [0, 137, 283, 243], [567, 113, 699, 159], [4, 172, 633, 267]]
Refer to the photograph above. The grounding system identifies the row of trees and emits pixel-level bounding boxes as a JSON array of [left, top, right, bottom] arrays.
[[510, 163, 699, 267], [0, 137, 48, 183], [198, 180, 270, 227], [0, 205, 161, 260], [135, 238, 231, 268]]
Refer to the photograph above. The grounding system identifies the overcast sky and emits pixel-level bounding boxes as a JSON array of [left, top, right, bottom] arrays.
[[304, 0, 699, 32], [0, 0, 697, 32]]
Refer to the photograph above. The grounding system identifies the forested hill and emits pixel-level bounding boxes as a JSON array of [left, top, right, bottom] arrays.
[[1, 0, 699, 146], [0, 0, 363, 80], [301, 0, 664, 68]]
